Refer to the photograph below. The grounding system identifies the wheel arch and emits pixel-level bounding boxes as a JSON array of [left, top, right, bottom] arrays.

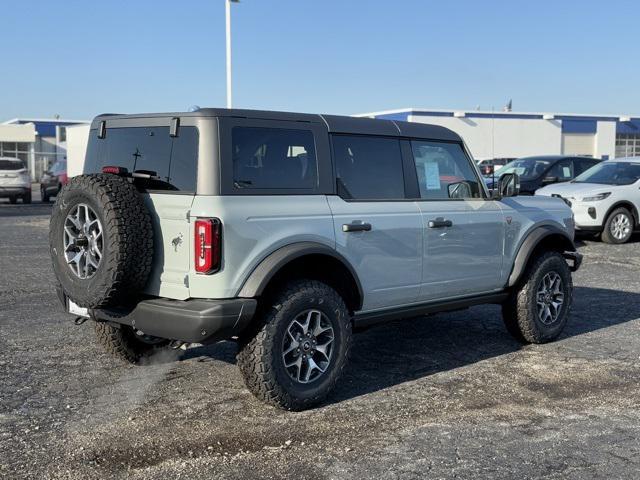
[[507, 225, 576, 287], [237, 242, 364, 313]]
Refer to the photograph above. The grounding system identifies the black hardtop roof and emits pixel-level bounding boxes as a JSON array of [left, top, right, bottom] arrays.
[[91, 108, 462, 142]]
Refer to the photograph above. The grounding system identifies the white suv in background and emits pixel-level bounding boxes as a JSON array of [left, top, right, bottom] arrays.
[[536, 157, 640, 243], [0, 157, 31, 204]]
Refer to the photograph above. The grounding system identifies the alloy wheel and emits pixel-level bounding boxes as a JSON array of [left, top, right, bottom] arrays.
[[281, 309, 335, 384], [536, 271, 564, 325], [63, 203, 103, 279]]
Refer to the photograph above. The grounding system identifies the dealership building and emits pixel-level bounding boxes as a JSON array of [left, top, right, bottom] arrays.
[[0, 118, 88, 180], [359, 108, 640, 162]]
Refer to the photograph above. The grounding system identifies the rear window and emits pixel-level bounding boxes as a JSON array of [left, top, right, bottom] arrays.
[[0, 159, 25, 170], [232, 127, 318, 190], [84, 126, 198, 192], [332, 135, 405, 200]]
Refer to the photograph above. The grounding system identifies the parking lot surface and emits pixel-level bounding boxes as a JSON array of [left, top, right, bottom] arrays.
[[1, 198, 639, 479]]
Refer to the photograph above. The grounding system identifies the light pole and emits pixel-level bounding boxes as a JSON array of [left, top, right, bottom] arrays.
[[225, 0, 239, 109]]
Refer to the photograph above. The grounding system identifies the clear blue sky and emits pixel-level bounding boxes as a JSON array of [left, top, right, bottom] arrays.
[[2, 0, 639, 120]]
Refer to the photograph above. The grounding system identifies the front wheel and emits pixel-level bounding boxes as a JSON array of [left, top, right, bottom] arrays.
[[602, 207, 633, 244], [502, 251, 573, 344], [237, 280, 352, 411]]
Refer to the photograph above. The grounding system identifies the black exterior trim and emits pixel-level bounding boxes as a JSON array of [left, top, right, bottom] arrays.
[[91, 297, 257, 344], [353, 292, 509, 329], [237, 242, 364, 309], [507, 225, 577, 287]]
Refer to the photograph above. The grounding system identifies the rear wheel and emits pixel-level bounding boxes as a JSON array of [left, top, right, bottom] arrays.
[[22, 191, 31, 204], [237, 280, 352, 411], [41, 186, 50, 203], [9, 196, 17, 204], [94, 322, 170, 364], [502, 251, 572, 344], [602, 207, 633, 244]]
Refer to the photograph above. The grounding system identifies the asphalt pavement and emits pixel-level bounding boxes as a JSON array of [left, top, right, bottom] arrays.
[[1, 195, 639, 479]]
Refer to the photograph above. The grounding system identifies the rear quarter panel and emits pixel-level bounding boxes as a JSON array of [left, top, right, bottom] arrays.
[[188, 195, 335, 299]]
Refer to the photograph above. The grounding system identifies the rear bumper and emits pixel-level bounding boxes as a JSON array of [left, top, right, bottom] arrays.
[[0, 186, 29, 197], [56, 286, 257, 343]]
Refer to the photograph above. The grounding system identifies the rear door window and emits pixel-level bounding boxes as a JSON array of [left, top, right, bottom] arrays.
[[332, 135, 405, 200], [232, 127, 318, 190]]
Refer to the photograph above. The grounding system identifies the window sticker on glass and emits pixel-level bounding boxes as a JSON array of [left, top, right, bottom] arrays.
[[562, 167, 571, 177], [424, 162, 441, 190]]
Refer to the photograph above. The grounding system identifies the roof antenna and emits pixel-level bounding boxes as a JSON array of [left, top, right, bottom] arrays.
[[188, 105, 201, 112]]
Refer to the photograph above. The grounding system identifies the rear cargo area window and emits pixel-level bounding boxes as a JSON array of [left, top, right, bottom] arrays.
[[84, 126, 198, 192], [232, 127, 318, 190]]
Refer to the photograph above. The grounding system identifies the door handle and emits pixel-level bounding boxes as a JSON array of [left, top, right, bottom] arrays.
[[342, 222, 372, 233], [428, 218, 453, 228]]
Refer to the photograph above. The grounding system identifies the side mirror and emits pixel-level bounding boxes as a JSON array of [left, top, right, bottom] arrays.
[[498, 172, 520, 197], [542, 176, 559, 184], [448, 181, 473, 199]]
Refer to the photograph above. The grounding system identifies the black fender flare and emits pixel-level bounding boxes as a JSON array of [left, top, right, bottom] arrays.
[[507, 225, 577, 287], [237, 242, 364, 309]]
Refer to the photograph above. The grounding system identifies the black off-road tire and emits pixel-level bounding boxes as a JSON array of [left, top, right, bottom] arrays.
[[502, 251, 573, 344], [49, 174, 154, 308], [601, 207, 634, 244], [237, 280, 352, 411], [22, 190, 32, 204], [94, 322, 170, 364]]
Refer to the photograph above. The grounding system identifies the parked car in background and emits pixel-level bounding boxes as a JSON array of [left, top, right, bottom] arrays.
[[486, 155, 601, 195], [476, 158, 511, 177], [39, 160, 67, 202], [536, 157, 640, 244], [0, 157, 31, 204]]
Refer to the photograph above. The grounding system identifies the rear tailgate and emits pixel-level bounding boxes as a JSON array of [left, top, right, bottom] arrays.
[[142, 193, 195, 300]]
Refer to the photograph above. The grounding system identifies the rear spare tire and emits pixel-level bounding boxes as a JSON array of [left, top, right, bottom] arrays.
[[49, 174, 153, 308]]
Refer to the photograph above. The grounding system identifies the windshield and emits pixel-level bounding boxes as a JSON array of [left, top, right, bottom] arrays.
[[493, 157, 552, 180], [573, 162, 640, 186], [0, 159, 25, 170]]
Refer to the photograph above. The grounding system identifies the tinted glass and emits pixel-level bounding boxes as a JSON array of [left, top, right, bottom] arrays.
[[0, 159, 24, 170], [232, 127, 317, 189], [84, 126, 198, 191], [547, 159, 573, 180], [573, 161, 640, 185], [575, 158, 599, 175], [411, 140, 481, 199], [495, 157, 553, 180], [332, 135, 405, 200], [169, 127, 198, 191]]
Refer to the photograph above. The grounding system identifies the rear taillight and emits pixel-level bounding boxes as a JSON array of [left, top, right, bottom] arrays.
[[194, 218, 221, 274]]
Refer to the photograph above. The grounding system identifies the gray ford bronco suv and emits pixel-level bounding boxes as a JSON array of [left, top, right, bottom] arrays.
[[50, 108, 582, 410]]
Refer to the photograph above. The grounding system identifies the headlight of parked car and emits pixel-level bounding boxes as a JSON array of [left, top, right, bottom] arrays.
[[582, 192, 611, 202]]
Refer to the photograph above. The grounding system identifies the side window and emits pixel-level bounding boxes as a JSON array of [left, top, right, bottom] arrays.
[[411, 140, 482, 200], [548, 159, 573, 180], [575, 158, 598, 175], [232, 127, 317, 189], [332, 135, 405, 200]]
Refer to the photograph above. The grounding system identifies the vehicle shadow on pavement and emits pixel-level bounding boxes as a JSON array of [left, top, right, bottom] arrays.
[[182, 286, 639, 406]]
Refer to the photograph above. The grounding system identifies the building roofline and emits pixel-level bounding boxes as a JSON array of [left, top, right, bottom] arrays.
[[354, 108, 640, 121], [2, 118, 90, 125]]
